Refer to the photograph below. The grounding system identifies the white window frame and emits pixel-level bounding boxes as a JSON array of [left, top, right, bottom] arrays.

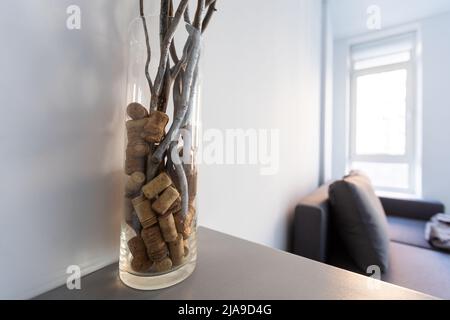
[[348, 37, 418, 195]]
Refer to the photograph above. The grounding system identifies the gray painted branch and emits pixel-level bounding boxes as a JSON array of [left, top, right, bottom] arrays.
[[182, 63, 200, 128], [202, 0, 217, 33], [140, 0, 153, 98], [170, 32, 193, 80], [169, 141, 189, 218], [193, 0, 206, 30], [152, 26, 202, 164], [160, 0, 170, 46], [150, 0, 190, 111]]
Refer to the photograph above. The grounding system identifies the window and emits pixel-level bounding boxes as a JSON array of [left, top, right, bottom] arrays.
[[348, 33, 420, 195]]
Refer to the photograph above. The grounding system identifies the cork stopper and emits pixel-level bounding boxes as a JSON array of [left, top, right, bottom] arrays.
[[142, 111, 169, 143], [127, 102, 149, 120], [125, 157, 145, 176], [168, 234, 185, 267], [141, 226, 169, 262], [126, 141, 150, 158], [152, 186, 180, 215], [132, 195, 158, 229], [142, 172, 173, 200], [153, 257, 173, 273], [128, 236, 152, 273], [187, 170, 198, 202], [174, 204, 196, 239], [158, 213, 178, 242], [125, 172, 146, 197]]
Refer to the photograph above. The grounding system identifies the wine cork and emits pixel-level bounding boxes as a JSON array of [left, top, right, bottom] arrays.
[[153, 257, 173, 273], [141, 226, 168, 262], [183, 204, 196, 239], [127, 102, 149, 120], [184, 239, 190, 257], [152, 186, 180, 215], [187, 170, 197, 202], [142, 172, 173, 200], [126, 141, 150, 158], [128, 236, 152, 273], [132, 195, 157, 229], [142, 111, 169, 143], [125, 157, 145, 176], [174, 204, 196, 239], [127, 212, 142, 236], [124, 197, 134, 221], [168, 234, 185, 266], [125, 172, 146, 197], [126, 119, 148, 143], [168, 197, 181, 214], [158, 213, 178, 242]]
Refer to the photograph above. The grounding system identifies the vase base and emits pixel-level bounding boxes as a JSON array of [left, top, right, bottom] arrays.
[[119, 259, 196, 290]]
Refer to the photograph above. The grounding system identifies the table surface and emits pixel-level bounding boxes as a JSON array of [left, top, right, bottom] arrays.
[[35, 227, 434, 300]]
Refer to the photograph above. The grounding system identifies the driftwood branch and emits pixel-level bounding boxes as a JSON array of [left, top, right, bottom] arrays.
[[193, 0, 206, 30], [160, 0, 170, 46], [152, 25, 202, 164], [140, 0, 154, 97], [184, 4, 191, 24], [150, 0, 190, 111], [169, 141, 189, 217], [170, 32, 193, 79], [202, 0, 217, 33]]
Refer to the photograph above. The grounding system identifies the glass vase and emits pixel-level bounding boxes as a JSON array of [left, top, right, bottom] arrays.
[[119, 14, 201, 290]]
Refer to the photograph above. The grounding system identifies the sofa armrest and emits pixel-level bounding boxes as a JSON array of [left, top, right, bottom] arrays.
[[293, 185, 330, 262], [380, 197, 445, 221]]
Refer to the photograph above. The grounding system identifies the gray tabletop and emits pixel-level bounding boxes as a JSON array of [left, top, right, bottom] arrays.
[[35, 227, 434, 300]]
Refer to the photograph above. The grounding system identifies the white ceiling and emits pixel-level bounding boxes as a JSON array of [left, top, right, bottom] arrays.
[[329, 0, 450, 39]]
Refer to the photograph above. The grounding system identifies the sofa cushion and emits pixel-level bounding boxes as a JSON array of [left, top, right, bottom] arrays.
[[387, 216, 433, 250], [329, 242, 450, 299], [329, 172, 390, 272], [382, 242, 450, 299]]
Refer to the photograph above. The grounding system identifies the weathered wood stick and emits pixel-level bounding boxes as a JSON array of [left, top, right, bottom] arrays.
[[150, 0, 189, 111], [140, 0, 153, 96], [202, 0, 217, 33], [169, 141, 189, 218], [193, 0, 206, 30], [152, 25, 202, 164]]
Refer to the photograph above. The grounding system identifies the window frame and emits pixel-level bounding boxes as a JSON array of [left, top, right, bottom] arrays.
[[348, 47, 418, 195]]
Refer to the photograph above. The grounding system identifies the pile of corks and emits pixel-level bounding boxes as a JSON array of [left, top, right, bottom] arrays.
[[124, 102, 196, 274]]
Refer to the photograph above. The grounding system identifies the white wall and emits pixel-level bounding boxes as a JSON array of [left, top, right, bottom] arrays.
[[329, 0, 450, 39], [0, 0, 135, 299], [330, 10, 450, 211], [0, 0, 323, 299], [199, 0, 323, 250], [421, 13, 450, 212]]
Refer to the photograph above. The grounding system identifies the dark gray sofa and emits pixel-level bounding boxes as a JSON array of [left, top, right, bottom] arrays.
[[293, 184, 450, 299]]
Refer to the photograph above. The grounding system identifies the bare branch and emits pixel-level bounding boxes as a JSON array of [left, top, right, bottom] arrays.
[[140, 0, 154, 97], [169, 141, 189, 217], [152, 25, 202, 164], [184, 5, 191, 24], [193, 0, 206, 30], [150, 0, 190, 111], [160, 0, 170, 46], [202, 0, 217, 33], [170, 32, 193, 79]]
